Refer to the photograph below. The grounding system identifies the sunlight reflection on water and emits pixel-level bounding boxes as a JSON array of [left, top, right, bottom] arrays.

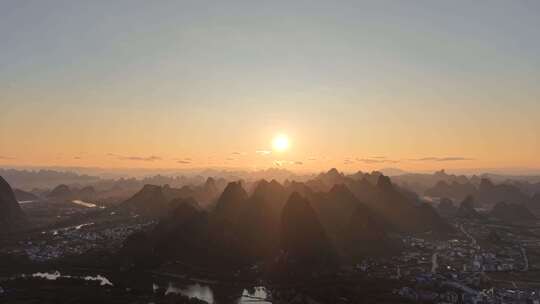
[[158, 282, 271, 304]]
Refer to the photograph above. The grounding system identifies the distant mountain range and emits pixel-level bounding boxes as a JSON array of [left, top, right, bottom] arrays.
[[117, 177, 225, 216], [119, 169, 450, 273], [425, 176, 539, 212], [0, 168, 100, 190], [3, 167, 540, 207], [6, 165, 540, 274], [0, 167, 310, 191], [392, 169, 540, 195]]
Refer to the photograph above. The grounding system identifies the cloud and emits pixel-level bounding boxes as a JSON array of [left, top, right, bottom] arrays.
[[107, 153, 162, 162], [356, 158, 384, 164], [412, 157, 474, 162], [126, 156, 161, 161], [307, 157, 317, 161], [356, 157, 399, 164], [0, 156, 15, 160], [173, 157, 192, 162], [226, 157, 236, 161], [73, 156, 82, 160], [177, 160, 191, 164], [256, 150, 272, 156], [273, 160, 303, 166], [231, 152, 246, 156]]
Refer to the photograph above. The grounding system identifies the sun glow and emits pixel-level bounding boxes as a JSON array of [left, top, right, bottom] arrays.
[[272, 134, 290, 152]]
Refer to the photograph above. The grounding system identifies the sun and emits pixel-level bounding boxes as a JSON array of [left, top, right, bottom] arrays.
[[272, 134, 290, 152]]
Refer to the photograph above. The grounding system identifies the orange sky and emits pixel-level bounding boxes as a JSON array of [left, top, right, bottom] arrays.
[[1, 2, 539, 174]]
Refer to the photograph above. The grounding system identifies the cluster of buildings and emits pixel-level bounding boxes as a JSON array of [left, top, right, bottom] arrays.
[[5, 217, 156, 262], [389, 220, 540, 303]]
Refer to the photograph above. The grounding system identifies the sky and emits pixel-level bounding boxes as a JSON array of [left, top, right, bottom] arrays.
[[1, 0, 539, 173]]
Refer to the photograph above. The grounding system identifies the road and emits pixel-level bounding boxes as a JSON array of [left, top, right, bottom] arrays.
[[460, 224, 476, 245], [520, 246, 529, 271], [431, 253, 439, 273]]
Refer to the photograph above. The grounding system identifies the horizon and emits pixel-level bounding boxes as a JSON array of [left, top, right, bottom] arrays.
[[3, 164, 540, 179], [1, 1, 539, 173]]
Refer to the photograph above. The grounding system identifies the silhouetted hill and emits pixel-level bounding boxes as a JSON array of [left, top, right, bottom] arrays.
[[46, 184, 103, 203], [118, 172, 458, 274], [490, 202, 536, 223], [213, 181, 248, 222], [47, 184, 74, 200], [343, 204, 399, 260], [531, 193, 540, 210], [122, 197, 251, 269], [437, 198, 458, 217], [202, 177, 219, 197], [350, 175, 452, 234], [0, 176, 26, 231], [391, 169, 470, 195], [234, 179, 287, 260], [151, 199, 209, 262], [119, 184, 169, 216], [345, 177, 378, 203], [425, 180, 476, 201], [77, 186, 97, 201], [119, 180, 223, 216], [312, 184, 363, 238], [284, 180, 314, 198], [348, 171, 384, 186], [306, 168, 347, 192], [422, 176, 536, 211], [167, 177, 223, 207], [476, 178, 530, 206], [120, 231, 156, 268], [161, 184, 194, 202], [302, 169, 453, 234], [307, 183, 398, 259], [13, 188, 39, 201], [167, 196, 200, 211], [123, 198, 212, 267], [322, 168, 344, 182], [250, 179, 288, 213], [279, 192, 336, 269], [160, 179, 222, 208], [513, 181, 540, 197], [457, 196, 482, 219]]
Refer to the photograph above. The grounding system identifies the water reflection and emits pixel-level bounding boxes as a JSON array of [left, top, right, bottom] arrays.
[[156, 282, 271, 304], [238, 286, 271, 304], [50, 222, 94, 236], [29, 271, 113, 286], [18, 200, 39, 204], [72, 199, 97, 208], [165, 283, 215, 303]]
